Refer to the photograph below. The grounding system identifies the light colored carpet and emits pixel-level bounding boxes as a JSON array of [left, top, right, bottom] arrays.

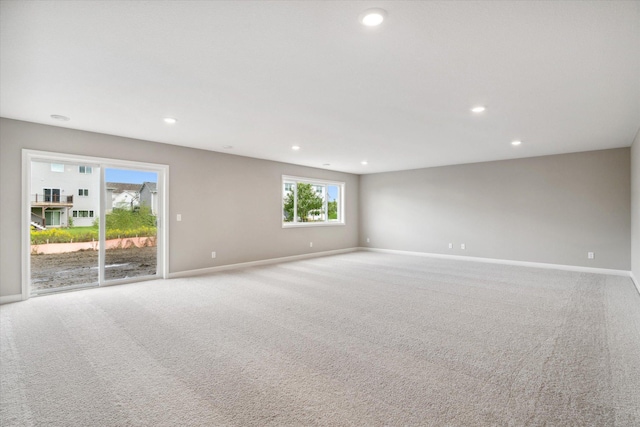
[[1, 251, 639, 426]]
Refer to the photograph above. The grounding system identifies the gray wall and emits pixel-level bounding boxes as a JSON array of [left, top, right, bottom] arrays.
[[360, 149, 631, 270], [1, 117, 634, 298], [632, 129, 640, 282], [0, 118, 359, 297]]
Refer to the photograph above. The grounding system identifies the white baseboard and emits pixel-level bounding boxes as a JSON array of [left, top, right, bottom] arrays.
[[359, 247, 631, 278], [0, 294, 23, 305], [631, 273, 640, 295], [169, 248, 359, 279]]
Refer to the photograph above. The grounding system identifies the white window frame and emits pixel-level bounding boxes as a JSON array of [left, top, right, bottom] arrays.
[[22, 149, 169, 301], [282, 175, 345, 228], [79, 165, 92, 174], [78, 188, 89, 197]]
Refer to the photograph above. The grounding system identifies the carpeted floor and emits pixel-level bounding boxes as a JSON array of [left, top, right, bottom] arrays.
[[1, 251, 639, 426]]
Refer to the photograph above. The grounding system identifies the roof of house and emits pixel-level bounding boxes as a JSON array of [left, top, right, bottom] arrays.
[[106, 182, 141, 193], [140, 182, 157, 193]]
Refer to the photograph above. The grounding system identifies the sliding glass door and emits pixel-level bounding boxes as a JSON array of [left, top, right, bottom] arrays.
[[24, 150, 167, 298], [103, 168, 158, 282]]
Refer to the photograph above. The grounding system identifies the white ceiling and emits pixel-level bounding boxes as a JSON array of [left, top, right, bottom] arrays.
[[1, 1, 639, 174]]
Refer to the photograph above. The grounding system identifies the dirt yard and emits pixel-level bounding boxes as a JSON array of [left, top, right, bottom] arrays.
[[31, 246, 157, 291]]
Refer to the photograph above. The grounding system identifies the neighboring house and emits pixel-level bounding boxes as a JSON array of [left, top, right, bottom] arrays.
[[106, 182, 140, 213], [30, 161, 99, 228], [30, 164, 155, 229], [139, 181, 158, 214]]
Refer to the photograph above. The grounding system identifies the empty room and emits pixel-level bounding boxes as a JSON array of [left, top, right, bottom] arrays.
[[1, 1, 639, 426]]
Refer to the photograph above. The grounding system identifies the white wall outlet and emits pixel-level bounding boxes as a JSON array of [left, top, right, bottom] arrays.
[[366, 237, 370, 243], [310, 242, 313, 248], [448, 243, 453, 249], [176, 214, 182, 221], [461, 243, 466, 250], [588, 252, 594, 259], [211, 251, 216, 259]]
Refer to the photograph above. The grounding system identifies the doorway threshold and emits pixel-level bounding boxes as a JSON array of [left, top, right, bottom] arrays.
[[32, 282, 99, 297]]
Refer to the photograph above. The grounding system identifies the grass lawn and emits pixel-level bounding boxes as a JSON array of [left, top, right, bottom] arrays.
[[66, 226, 98, 239]]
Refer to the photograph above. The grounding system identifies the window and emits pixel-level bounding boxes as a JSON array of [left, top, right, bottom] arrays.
[[79, 165, 92, 174], [72, 210, 93, 218], [51, 163, 64, 173], [78, 188, 89, 197], [282, 176, 344, 227], [43, 188, 61, 202]]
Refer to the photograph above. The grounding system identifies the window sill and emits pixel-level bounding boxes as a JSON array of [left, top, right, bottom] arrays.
[[282, 222, 345, 229]]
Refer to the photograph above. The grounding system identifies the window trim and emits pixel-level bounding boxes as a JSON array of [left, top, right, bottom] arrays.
[[282, 175, 345, 228]]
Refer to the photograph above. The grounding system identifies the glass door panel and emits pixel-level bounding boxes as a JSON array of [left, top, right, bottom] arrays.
[[104, 168, 158, 281], [30, 160, 100, 294]]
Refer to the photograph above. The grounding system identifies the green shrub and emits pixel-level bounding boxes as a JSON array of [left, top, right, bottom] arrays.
[[105, 226, 156, 240], [31, 226, 156, 244], [106, 206, 156, 229], [30, 229, 73, 245]]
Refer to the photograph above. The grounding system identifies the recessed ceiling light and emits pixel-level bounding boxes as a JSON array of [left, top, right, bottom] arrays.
[[291, 145, 301, 151], [511, 140, 522, 146], [163, 117, 177, 124], [222, 145, 233, 149], [360, 8, 387, 26], [50, 114, 70, 121], [361, 160, 368, 165], [471, 106, 486, 113]]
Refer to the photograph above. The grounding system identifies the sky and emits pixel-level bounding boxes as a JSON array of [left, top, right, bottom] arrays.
[[327, 187, 338, 201], [105, 169, 157, 184]]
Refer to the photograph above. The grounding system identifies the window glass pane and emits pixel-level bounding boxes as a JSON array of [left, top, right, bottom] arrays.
[[327, 185, 339, 221], [51, 163, 64, 173], [296, 182, 324, 222], [283, 182, 295, 222]]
